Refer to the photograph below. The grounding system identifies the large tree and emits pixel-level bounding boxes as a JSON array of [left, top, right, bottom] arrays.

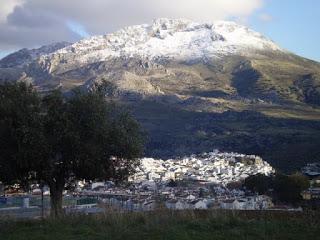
[[0, 82, 144, 217], [273, 173, 310, 205], [0, 82, 44, 188], [244, 174, 273, 195]]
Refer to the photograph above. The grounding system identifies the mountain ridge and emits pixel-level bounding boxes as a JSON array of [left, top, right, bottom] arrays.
[[1, 18, 318, 107], [1, 18, 320, 172], [0, 18, 284, 69], [0, 41, 72, 68]]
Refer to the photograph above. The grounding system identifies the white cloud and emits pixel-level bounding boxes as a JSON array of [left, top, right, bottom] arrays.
[[0, 0, 24, 23], [0, 0, 264, 51]]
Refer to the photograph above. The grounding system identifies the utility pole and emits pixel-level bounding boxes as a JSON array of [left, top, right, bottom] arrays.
[[40, 182, 44, 220]]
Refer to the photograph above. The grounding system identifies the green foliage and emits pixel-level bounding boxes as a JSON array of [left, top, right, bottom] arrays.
[[40, 89, 144, 183], [244, 174, 273, 195], [244, 173, 310, 205], [0, 82, 44, 186], [273, 173, 310, 204], [167, 179, 177, 188], [0, 82, 145, 216]]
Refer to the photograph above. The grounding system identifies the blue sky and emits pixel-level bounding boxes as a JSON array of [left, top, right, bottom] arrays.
[[0, 0, 319, 62], [66, 20, 90, 39], [248, 0, 320, 61]]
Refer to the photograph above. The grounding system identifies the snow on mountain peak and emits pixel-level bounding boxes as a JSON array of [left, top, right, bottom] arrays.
[[48, 18, 282, 65], [0, 41, 72, 68]]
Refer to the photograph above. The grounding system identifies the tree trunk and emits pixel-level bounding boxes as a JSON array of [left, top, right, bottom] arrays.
[[49, 182, 64, 218]]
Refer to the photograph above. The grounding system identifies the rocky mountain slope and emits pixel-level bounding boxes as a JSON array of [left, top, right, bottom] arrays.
[[0, 41, 71, 68], [1, 18, 320, 172]]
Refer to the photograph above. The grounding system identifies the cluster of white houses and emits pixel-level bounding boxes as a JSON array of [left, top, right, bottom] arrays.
[[165, 195, 273, 210], [77, 185, 274, 211], [130, 151, 274, 184], [1, 151, 278, 214], [72, 151, 275, 211]]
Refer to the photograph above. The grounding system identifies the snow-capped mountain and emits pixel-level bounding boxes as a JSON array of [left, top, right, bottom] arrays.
[[49, 18, 282, 64], [1, 19, 283, 71], [0, 18, 319, 106], [0, 18, 320, 173], [0, 18, 290, 94]]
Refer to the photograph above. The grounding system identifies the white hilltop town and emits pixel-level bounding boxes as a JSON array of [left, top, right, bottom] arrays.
[[1, 150, 282, 217], [131, 150, 274, 185], [65, 151, 278, 213]]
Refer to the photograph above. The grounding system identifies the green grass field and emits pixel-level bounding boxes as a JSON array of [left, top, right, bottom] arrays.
[[1, 210, 319, 240]]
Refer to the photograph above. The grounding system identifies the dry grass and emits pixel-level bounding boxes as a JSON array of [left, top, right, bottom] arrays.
[[0, 210, 319, 240]]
